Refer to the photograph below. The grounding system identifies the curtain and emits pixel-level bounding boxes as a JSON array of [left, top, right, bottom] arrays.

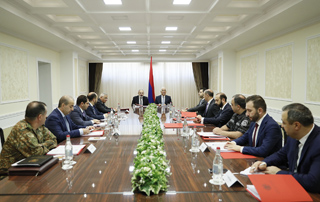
[[192, 62, 209, 91], [100, 62, 198, 109], [89, 63, 103, 94]]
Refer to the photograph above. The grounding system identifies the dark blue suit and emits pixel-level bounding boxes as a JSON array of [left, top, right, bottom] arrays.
[[45, 108, 85, 143], [155, 95, 172, 105], [69, 105, 93, 127], [203, 103, 234, 127], [264, 125, 320, 193], [234, 114, 282, 157], [86, 104, 104, 120]]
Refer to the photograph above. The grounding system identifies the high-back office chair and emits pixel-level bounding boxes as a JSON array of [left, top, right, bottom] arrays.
[[0, 128, 4, 153], [280, 125, 287, 147]]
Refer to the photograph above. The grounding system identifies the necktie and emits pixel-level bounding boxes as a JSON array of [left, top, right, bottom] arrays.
[[204, 102, 209, 116], [162, 96, 165, 105], [139, 97, 143, 105], [93, 107, 96, 115], [293, 140, 301, 172], [252, 123, 259, 147], [64, 116, 70, 132]]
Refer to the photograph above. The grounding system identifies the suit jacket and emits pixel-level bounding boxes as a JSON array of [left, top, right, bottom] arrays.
[[187, 99, 207, 116], [69, 105, 94, 127], [203, 99, 220, 118], [95, 98, 113, 113], [45, 108, 84, 143], [155, 95, 172, 105], [203, 103, 234, 127], [85, 104, 105, 120], [264, 125, 320, 193], [234, 114, 282, 157], [131, 95, 149, 106]]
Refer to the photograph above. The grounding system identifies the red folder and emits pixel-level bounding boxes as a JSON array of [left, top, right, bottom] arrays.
[[181, 112, 197, 118], [248, 175, 312, 202], [173, 118, 194, 121], [220, 152, 256, 159], [188, 123, 204, 127], [164, 123, 183, 128]]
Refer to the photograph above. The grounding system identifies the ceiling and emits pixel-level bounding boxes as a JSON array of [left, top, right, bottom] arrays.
[[0, 0, 320, 62]]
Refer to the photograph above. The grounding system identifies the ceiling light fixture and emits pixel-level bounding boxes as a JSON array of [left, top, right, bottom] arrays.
[[173, 0, 191, 5], [127, 41, 136, 44], [159, 50, 167, 52], [104, 0, 122, 5], [132, 50, 139, 52], [119, 27, 131, 31], [165, 27, 177, 31], [161, 41, 171, 44]]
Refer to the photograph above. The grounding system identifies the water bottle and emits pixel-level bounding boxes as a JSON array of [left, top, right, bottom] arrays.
[[114, 113, 119, 128], [182, 118, 188, 133], [177, 110, 181, 123], [65, 135, 73, 165], [212, 147, 224, 185], [117, 103, 121, 113], [191, 128, 197, 150]]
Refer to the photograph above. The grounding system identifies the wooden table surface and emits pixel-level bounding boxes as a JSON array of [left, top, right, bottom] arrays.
[[0, 108, 319, 201]]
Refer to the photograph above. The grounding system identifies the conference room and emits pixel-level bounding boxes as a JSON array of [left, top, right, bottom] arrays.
[[1, 0, 320, 201]]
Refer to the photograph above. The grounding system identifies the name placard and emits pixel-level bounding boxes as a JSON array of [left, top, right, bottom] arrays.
[[86, 144, 96, 154], [199, 143, 210, 152], [223, 170, 243, 187]]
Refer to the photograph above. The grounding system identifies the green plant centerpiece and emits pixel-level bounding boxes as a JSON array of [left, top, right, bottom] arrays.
[[131, 104, 171, 196]]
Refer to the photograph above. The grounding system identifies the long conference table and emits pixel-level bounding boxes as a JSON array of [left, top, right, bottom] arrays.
[[0, 108, 319, 201]]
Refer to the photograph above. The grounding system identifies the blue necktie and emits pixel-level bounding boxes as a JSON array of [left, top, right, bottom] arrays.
[[204, 102, 209, 116], [64, 116, 70, 132]]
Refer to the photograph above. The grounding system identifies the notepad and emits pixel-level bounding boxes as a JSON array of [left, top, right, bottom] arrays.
[[47, 145, 86, 155], [88, 137, 106, 141], [247, 175, 312, 201], [240, 167, 265, 175], [205, 142, 234, 152], [83, 130, 104, 136]]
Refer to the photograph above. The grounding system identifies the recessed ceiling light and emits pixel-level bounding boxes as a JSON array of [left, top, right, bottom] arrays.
[[173, 0, 191, 5], [161, 41, 171, 44], [104, 0, 122, 5], [165, 27, 177, 31], [159, 50, 167, 52], [132, 50, 139, 52], [119, 27, 131, 31], [127, 41, 136, 44]]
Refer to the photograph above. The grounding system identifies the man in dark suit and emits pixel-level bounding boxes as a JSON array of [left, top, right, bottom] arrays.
[[86, 92, 108, 120], [95, 93, 115, 113], [251, 103, 320, 193], [183, 88, 207, 116], [199, 92, 233, 127], [194, 89, 220, 122], [155, 87, 172, 106], [132, 89, 149, 107], [225, 95, 282, 157], [69, 95, 100, 127], [45, 95, 93, 143]]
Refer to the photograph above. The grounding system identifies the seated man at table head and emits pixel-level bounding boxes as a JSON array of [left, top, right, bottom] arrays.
[[182, 88, 207, 116], [96, 93, 116, 113], [196, 92, 233, 127], [155, 87, 172, 106], [194, 89, 220, 122], [132, 89, 149, 107], [251, 103, 320, 193], [224, 95, 282, 157], [213, 94, 251, 139], [69, 95, 100, 126], [0, 101, 57, 173], [45, 95, 93, 143], [86, 92, 108, 120]]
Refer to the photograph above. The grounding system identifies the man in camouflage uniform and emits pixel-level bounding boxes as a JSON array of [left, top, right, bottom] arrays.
[[0, 101, 57, 174], [212, 94, 250, 139]]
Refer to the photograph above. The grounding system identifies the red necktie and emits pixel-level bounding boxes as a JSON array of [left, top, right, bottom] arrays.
[[252, 123, 259, 147]]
